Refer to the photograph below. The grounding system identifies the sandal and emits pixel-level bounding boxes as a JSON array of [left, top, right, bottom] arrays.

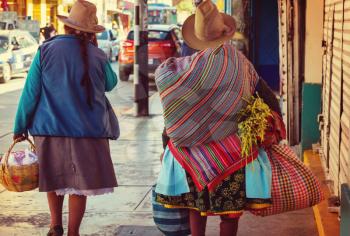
[[47, 225, 64, 236]]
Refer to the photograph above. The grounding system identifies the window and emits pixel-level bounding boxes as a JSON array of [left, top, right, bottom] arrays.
[[12, 33, 36, 49], [0, 36, 9, 53], [127, 30, 171, 41], [0, 22, 6, 30]]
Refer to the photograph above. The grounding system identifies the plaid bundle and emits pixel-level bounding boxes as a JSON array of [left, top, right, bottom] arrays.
[[251, 144, 324, 216]]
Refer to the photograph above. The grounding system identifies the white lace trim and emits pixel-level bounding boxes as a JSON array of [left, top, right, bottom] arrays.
[[55, 187, 114, 196]]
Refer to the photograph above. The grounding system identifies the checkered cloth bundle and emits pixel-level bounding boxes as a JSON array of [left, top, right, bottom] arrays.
[[251, 144, 324, 216]]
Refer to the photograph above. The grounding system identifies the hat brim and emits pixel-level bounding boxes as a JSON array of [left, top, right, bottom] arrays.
[[57, 15, 105, 33], [182, 14, 236, 51]]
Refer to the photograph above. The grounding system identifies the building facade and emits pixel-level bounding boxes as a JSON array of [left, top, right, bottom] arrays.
[[0, 0, 119, 31], [278, 0, 350, 199], [226, 0, 349, 229], [320, 0, 350, 198]]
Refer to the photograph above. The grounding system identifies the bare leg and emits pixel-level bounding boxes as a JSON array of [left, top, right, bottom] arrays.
[[67, 195, 87, 236], [220, 216, 240, 236], [189, 210, 207, 236], [47, 192, 64, 227]]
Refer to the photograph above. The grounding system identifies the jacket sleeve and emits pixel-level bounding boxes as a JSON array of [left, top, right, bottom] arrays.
[[104, 62, 118, 92], [255, 78, 282, 116], [13, 50, 42, 135]]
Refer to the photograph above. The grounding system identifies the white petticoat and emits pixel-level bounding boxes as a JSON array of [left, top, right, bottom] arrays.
[[55, 187, 114, 196]]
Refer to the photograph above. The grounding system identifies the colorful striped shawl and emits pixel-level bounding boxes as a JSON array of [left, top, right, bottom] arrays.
[[168, 134, 258, 192], [155, 44, 259, 147]]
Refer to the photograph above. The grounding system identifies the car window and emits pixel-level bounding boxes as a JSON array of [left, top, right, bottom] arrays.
[[0, 22, 6, 30], [97, 31, 108, 40], [127, 30, 171, 41], [14, 34, 36, 48], [8, 24, 14, 30], [0, 36, 9, 53], [10, 36, 20, 49]]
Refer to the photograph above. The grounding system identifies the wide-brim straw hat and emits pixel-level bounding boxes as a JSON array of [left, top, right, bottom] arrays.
[[182, 0, 236, 50], [57, 0, 105, 33]]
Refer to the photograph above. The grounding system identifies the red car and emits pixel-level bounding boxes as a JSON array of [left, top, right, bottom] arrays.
[[118, 24, 182, 81]]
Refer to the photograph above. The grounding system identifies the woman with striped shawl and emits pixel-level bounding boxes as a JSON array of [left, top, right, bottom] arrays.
[[154, 1, 298, 236]]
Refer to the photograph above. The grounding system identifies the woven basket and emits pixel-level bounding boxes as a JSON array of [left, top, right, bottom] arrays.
[[0, 138, 39, 192]]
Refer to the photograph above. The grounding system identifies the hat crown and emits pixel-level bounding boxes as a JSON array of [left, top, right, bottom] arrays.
[[194, 1, 233, 41], [66, 0, 99, 30]]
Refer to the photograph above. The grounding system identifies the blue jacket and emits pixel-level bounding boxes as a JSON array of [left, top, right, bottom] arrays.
[[14, 35, 120, 139]]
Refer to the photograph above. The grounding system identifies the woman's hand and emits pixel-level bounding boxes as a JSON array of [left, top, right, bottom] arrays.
[[13, 133, 27, 142], [260, 111, 286, 148]]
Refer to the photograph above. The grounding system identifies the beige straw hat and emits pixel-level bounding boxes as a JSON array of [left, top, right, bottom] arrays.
[[182, 0, 236, 50], [57, 0, 105, 33]]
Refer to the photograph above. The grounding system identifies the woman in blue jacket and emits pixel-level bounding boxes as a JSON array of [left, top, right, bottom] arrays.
[[13, 1, 119, 235]]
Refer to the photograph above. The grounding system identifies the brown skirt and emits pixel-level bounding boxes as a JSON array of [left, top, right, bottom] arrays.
[[34, 136, 118, 192]]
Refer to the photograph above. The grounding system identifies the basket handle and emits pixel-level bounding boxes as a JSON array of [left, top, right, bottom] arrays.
[[1, 138, 36, 171]]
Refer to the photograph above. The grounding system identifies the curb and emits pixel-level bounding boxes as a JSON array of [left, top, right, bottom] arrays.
[[304, 150, 340, 236]]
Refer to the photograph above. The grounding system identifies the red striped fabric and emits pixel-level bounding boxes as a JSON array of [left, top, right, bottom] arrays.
[[168, 134, 259, 192], [155, 44, 259, 147]]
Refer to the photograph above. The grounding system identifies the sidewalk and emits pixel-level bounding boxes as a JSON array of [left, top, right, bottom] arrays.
[[0, 93, 323, 235]]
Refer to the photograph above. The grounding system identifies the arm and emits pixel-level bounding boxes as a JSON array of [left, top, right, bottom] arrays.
[[104, 62, 118, 92], [255, 78, 282, 116], [13, 50, 42, 137], [254, 78, 286, 147], [162, 127, 170, 150]]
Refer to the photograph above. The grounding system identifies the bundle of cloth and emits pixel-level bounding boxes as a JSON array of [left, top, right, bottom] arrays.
[[153, 0, 323, 218], [154, 44, 324, 217]]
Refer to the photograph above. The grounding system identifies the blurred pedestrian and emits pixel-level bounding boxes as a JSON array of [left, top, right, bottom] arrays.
[[154, 1, 284, 235], [13, 1, 119, 235], [40, 24, 57, 44]]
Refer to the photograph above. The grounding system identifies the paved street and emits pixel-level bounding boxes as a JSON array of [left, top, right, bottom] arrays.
[[0, 62, 319, 235]]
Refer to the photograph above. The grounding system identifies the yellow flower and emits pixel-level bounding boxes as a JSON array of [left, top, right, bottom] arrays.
[[238, 95, 272, 158]]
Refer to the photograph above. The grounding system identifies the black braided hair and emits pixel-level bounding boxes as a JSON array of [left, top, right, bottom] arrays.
[[64, 25, 96, 110]]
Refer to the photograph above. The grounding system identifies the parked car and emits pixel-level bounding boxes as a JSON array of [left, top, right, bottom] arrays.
[[118, 24, 182, 81], [96, 28, 119, 61], [0, 12, 40, 41], [0, 30, 38, 83]]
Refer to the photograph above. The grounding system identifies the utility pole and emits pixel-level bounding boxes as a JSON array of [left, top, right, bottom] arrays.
[[134, 0, 149, 116]]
